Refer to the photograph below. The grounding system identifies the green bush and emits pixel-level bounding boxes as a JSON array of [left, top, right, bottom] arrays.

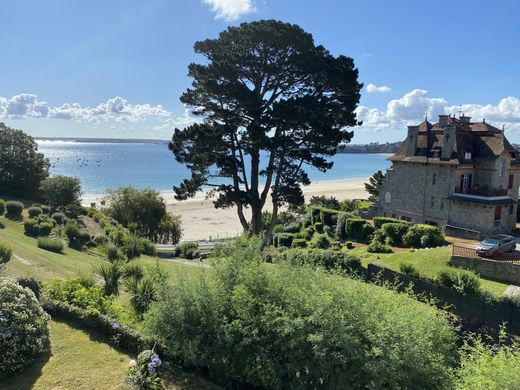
[[436, 269, 481, 295], [345, 241, 354, 249], [274, 233, 294, 248], [281, 222, 302, 233], [345, 218, 367, 239], [456, 332, 520, 389], [379, 222, 411, 246], [77, 230, 91, 245], [144, 239, 457, 389], [0, 199, 5, 215], [367, 239, 393, 253], [314, 222, 324, 233], [272, 224, 284, 234], [319, 208, 340, 226], [335, 213, 349, 239], [275, 248, 361, 273], [291, 238, 307, 248], [0, 241, 13, 264], [51, 212, 67, 225], [41, 205, 51, 215], [17, 277, 43, 299], [124, 276, 156, 316], [0, 277, 50, 375], [28, 206, 42, 218], [92, 235, 109, 246], [373, 217, 402, 229], [44, 276, 116, 315], [301, 227, 314, 240], [37, 237, 64, 253], [403, 224, 444, 248], [175, 241, 199, 258], [38, 221, 53, 236], [123, 263, 145, 281], [312, 234, 330, 249], [24, 218, 40, 236], [5, 200, 24, 216], [106, 244, 120, 261], [400, 262, 420, 278], [310, 207, 321, 224], [64, 221, 81, 243]]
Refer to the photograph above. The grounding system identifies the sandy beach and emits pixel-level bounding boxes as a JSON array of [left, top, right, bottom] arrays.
[[82, 177, 369, 241]]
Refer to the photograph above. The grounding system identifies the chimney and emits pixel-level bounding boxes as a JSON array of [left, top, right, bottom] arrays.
[[405, 125, 419, 156], [460, 115, 472, 124], [441, 124, 456, 160], [438, 114, 449, 126]]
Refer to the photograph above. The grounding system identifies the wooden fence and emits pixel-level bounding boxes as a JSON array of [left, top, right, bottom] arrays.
[[365, 264, 520, 335]]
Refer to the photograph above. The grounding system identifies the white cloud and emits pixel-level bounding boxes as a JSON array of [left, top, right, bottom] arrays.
[[356, 89, 520, 133], [366, 83, 391, 93], [0, 94, 170, 123], [202, 0, 256, 21]]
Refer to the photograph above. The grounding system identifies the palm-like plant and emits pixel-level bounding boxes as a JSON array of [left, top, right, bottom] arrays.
[[96, 261, 124, 296], [124, 276, 156, 316]]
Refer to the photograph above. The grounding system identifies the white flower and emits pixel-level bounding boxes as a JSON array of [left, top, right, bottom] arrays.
[[128, 359, 137, 367]]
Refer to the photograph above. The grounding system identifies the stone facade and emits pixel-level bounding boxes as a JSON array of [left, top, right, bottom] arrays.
[[451, 255, 520, 285], [374, 115, 520, 238]]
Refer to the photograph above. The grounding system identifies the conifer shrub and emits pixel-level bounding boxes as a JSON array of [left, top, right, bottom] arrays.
[[291, 238, 307, 248], [314, 222, 324, 233], [0, 241, 13, 264], [38, 221, 53, 236], [144, 238, 457, 389], [41, 205, 51, 215], [335, 213, 349, 239], [51, 212, 67, 225], [0, 277, 50, 374], [24, 218, 41, 236], [37, 237, 64, 253], [5, 200, 24, 216], [28, 206, 42, 218]]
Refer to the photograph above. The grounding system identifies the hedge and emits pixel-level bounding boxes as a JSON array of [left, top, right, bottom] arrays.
[[274, 233, 294, 248], [291, 238, 307, 248], [274, 248, 362, 273], [5, 201, 24, 216], [379, 222, 411, 246], [403, 224, 444, 248], [373, 217, 404, 229], [28, 206, 42, 218], [0, 241, 13, 264], [314, 222, 324, 233], [345, 218, 374, 241], [37, 238, 64, 253]]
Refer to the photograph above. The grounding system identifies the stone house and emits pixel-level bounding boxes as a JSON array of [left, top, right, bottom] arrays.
[[374, 115, 520, 238]]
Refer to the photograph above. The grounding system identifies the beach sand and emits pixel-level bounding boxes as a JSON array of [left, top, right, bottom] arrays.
[[82, 177, 369, 241]]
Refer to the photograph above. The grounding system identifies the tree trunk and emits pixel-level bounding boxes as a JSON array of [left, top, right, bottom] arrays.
[[250, 203, 263, 235], [236, 203, 250, 232]]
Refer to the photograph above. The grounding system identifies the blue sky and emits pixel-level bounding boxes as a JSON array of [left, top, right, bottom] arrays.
[[1, 0, 520, 143]]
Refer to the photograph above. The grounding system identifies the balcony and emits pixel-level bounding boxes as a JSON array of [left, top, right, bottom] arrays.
[[454, 186, 508, 197]]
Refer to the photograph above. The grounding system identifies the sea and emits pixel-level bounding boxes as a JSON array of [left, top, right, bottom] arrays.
[[36, 139, 392, 195]]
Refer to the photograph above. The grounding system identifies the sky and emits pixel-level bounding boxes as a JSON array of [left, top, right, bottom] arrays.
[[1, 0, 520, 143]]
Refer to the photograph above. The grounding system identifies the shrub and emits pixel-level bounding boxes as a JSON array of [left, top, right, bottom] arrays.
[[92, 235, 109, 247], [38, 221, 53, 236], [310, 207, 321, 224], [281, 222, 302, 234], [436, 269, 481, 295], [319, 208, 340, 226], [274, 233, 294, 248], [345, 218, 368, 239], [123, 263, 145, 281], [403, 224, 444, 248], [312, 234, 330, 249], [106, 244, 120, 261], [144, 239, 457, 389], [367, 239, 393, 253], [314, 222, 324, 233], [17, 277, 43, 299], [41, 205, 51, 215], [0, 277, 50, 374], [373, 217, 401, 229], [0, 241, 13, 264], [175, 241, 199, 259], [51, 212, 67, 225], [308, 195, 341, 210], [64, 221, 81, 243], [345, 241, 354, 249], [24, 218, 40, 236], [291, 238, 307, 248], [5, 200, 24, 216], [0, 198, 5, 215], [37, 237, 64, 253], [96, 261, 124, 296], [123, 350, 163, 389], [272, 224, 284, 234], [124, 277, 156, 316], [379, 222, 411, 246], [456, 332, 520, 389], [275, 248, 361, 273], [44, 276, 116, 315], [141, 238, 156, 256], [301, 227, 314, 240], [28, 206, 42, 218], [335, 213, 349, 239], [77, 230, 91, 245], [399, 262, 420, 278]]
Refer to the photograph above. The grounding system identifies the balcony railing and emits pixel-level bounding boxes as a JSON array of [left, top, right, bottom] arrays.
[[454, 186, 508, 197]]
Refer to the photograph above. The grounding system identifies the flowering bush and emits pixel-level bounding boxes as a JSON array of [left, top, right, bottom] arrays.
[[0, 277, 50, 374], [123, 350, 163, 389]]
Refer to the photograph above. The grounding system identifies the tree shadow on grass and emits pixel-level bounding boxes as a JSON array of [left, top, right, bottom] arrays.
[[5, 213, 23, 222], [0, 349, 52, 390]]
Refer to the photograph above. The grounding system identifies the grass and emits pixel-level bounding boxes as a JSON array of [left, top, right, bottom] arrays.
[[347, 245, 509, 298], [1, 319, 131, 390]]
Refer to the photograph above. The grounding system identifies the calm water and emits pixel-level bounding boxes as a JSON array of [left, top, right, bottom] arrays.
[[36, 140, 392, 195]]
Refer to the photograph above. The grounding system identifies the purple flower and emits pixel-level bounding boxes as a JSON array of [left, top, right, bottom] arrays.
[[150, 354, 162, 367], [147, 362, 156, 374]]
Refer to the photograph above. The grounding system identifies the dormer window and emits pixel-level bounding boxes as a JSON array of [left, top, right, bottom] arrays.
[[464, 152, 472, 160], [500, 161, 506, 177]]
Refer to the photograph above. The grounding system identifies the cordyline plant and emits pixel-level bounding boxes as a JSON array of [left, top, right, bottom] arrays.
[[169, 20, 362, 236]]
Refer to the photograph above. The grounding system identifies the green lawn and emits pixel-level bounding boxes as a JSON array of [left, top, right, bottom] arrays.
[[0, 216, 205, 282], [348, 245, 509, 298]]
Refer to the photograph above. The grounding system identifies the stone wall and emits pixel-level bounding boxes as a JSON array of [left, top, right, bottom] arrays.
[[451, 255, 520, 286]]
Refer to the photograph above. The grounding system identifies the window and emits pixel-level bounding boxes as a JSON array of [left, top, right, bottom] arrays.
[[432, 173, 436, 185], [508, 174, 514, 190], [440, 198, 445, 210], [495, 205, 502, 221], [509, 204, 514, 215], [430, 195, 435, 208], [464, 152, 472, 160], [500, 161, 506, 177]]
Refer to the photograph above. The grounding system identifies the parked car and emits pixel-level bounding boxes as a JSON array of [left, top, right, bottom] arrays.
[[476, 234, 516, 257]]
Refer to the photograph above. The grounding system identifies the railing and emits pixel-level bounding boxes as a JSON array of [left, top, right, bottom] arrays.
[[452, 243, 481, 258], [454, 186, 508, 197]]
